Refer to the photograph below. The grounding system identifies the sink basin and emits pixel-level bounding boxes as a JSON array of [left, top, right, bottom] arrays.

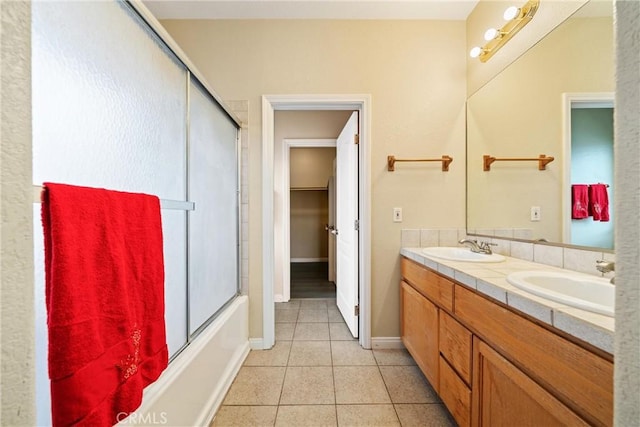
[[421, 247, 505, 263], [506, 270, 614, 317]]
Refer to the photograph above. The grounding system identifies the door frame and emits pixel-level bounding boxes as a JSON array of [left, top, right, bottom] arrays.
[[281, 138, 337, 303], [262, 94, 372, 349], [561, 92, 614, 244]]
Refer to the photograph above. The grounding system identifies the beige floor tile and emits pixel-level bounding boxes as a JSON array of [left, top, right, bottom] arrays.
[[333, 366, 391, 404], [223, 366, 286, 405], [300, 299, 329, 310], [275, 405, 337, 427], [276, 300, 301, 310], [379, 366, 439, 403], [211, 406, 277, 427], [288, 341, 332, 366], [336, 404, 400, 426], [294, 322, 330, 341], [280, 366, 335, 405], [275, 323, 296, 341], [372, 349, 416, 366], [329, 323, 356, 341], [298, 309, 330, 323], [331, 341, 376, 366], [244, 341, 292, 367], [276, 309, 299, 323], [328, 307, 344, 323], [394, 404, 456, 427]]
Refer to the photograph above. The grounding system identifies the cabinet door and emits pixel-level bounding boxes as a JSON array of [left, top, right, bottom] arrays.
[[401, 281, 439, 391], [472, 338, 588, 427]]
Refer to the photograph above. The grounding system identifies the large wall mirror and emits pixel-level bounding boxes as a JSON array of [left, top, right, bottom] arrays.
[[466, 0, 614, 250]]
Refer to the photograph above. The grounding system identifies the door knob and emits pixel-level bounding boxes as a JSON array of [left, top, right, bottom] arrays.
[[331, 229, 339, 235]]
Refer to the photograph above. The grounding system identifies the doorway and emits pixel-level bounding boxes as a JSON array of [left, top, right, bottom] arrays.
[[285, 143, 337, 300], [562, 93, 615, 248], [262, 94, 372, 350]]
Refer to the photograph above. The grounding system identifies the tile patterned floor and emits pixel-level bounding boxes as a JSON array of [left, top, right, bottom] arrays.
[[212, 298, 457, 426]]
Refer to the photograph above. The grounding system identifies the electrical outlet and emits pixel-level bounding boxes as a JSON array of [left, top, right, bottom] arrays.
[[393, 207, 403, 223], [531, 206, 541, 222]]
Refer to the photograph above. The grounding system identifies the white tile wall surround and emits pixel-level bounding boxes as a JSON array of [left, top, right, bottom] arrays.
[[230, 100, 249, 295], [438, 229, 460, 247], [510, 241, 534, 261], [400, 229, 420, 248], [533, 244, 564, 268], [563, 248, 605, 276], [494, 229, 514, 238], [513, 229, 534, 240], [419, 229, 439, 247], [401, 228, 614, 278]]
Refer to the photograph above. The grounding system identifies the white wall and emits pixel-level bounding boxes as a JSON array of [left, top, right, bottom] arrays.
[[0, 1, 35, 424], [614, 1, 640, 423]]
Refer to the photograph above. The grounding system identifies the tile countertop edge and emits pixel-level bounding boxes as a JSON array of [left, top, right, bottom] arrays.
[[400, 247, 614, 354]]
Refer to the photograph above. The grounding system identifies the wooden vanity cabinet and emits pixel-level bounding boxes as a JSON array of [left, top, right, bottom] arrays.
[[472, 338, 588, 427], [400, 257, 613, 427], [400, 280, 439, 391]]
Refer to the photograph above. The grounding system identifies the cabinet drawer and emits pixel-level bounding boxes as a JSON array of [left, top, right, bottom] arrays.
[[440, 356, 471, 427], [401, 258, 453, 311], [439, 310, 472, 385]]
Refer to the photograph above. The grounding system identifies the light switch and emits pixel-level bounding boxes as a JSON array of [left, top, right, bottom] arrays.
[[393, 207, 403, 222], [531, 206, 541, 221]]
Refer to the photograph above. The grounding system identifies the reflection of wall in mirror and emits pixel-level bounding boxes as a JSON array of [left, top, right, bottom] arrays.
[[467, 16, 613, 243], [570, 108, 614, 249]]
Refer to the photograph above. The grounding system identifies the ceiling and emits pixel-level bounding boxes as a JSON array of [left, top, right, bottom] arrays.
[[142, 0, 480, 20]]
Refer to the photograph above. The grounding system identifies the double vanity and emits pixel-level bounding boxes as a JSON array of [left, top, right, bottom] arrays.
[[400, 245, 613, 426]]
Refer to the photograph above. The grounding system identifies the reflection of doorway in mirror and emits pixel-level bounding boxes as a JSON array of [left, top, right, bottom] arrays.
[[562, 94, 614, 249]]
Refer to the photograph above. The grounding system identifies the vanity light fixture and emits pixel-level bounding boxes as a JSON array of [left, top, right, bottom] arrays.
[[469, 0, 540, 63]]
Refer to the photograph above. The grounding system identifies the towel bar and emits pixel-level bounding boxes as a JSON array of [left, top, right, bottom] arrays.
[[32, 185, 196, 211], [387, 155, 453, 172], [483, 154, 554, 171]]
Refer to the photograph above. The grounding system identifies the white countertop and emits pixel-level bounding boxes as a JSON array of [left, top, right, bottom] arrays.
[[401, 247, 614, 354]]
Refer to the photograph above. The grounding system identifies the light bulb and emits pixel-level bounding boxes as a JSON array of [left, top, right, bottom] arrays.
[[484, 28, 499, 41], [503, 6, 519, 20], [469, 46, 483, 58]]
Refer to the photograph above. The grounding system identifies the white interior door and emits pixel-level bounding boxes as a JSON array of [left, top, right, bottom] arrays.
[[335, 112, 359, 337]]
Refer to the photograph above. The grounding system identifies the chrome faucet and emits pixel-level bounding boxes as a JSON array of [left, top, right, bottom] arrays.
[[459, 239, 496, 255], [596, 260, 615, 284]]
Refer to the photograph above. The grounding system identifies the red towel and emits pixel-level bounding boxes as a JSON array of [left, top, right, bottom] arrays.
[[588, 184, 610, 222], [41, 183, 168, 427], [571, 184, 589, 219]]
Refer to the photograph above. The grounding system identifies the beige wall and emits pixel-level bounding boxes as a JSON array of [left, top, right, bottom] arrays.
[[290, 148, 334, 260], [161, 19, 467, 338], [0, 1, 35, 424], [290, 147, 336, 189], [290, 190, 329, 259], [467, 17, 613, 241], [467, 0, 587, 96]]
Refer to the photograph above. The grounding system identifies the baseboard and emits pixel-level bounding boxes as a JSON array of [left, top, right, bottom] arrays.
[[274, 293, 285, 303], [290, 257, 328, 263], [371, 337, 405, 349]]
